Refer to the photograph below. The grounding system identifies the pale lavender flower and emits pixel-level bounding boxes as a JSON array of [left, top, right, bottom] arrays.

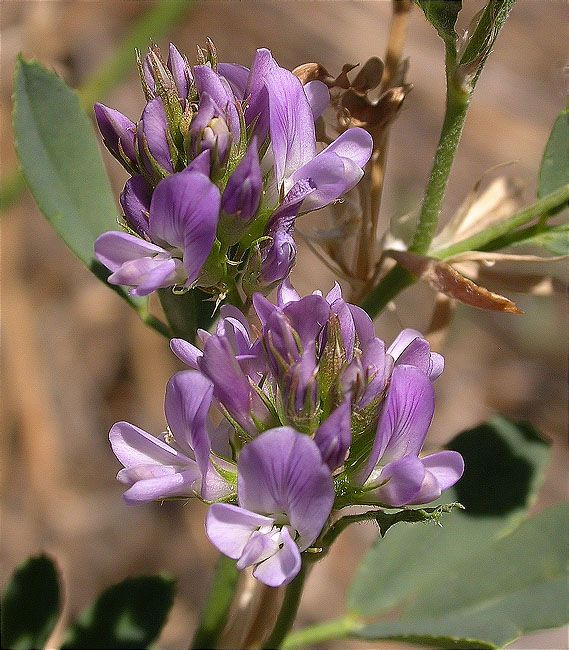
[[354, 365, 464, 506], [109, 371, 235, 503], [94, 44, 372, 297], [206, 427, 334, 586], [109, 280, 463, 585]]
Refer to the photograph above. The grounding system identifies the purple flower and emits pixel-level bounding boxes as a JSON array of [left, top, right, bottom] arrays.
[[95, 169, 220, 296], [206, 427, 334, 586], [221, 138, 262, 222], [94, 103, 137, 172], [136, 97, 174, 181], [94, 43, 373, 297], [314, 398, 352, 471], [108, 280, 464, 585], [354, 365, 463, 506], [109, 371, 235, 503], [119, 175, 152, 238], [388, 328, 444, 380]]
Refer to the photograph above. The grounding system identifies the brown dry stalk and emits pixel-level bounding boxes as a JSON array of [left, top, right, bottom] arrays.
[[351, 0, 412, 301]]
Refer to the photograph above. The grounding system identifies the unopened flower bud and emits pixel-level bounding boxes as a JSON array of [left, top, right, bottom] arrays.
[[136, 98, 174, 183], [261, 229, 296, 285], [189, 93, 232, 164], [120, 175, 152, 238], [94, 103, 137, 172], [221, 139, 262, 222], [167, 42, 191, 102]]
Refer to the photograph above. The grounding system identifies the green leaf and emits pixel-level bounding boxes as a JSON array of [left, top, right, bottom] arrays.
[[348, 418, 549, 620], [158, 287, 216, 341], [1, 554, 61, 650], [322, 503, 464, 549], [12, 57, 143, 312], [415, 0, 462, 50], [538, 104, 569, 199], [354, 503, 568, 649], [459, 0, 517, 69], [62, 575, 176, 649], [518, 223, 569, 255]]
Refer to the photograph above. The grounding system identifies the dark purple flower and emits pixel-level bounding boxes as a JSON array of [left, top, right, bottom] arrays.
[[221, 139, 262, 221], [94, 103, 137, 171], [314, 399, 352, 471], [119, 175, 152, 238], [206, 427, 334, 586]]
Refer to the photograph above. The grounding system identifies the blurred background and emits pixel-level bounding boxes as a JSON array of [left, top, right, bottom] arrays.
[[1, 1, 567, 648]]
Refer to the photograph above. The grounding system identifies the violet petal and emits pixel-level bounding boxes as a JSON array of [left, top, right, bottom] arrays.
[[237, 427, 334, 550], [165, 370, 213, 475], [149, 170, 221, 285], [206, 503, 274, 558]]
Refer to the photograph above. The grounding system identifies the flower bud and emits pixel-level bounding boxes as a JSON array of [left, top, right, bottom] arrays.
[[261, 229, 296, 285], [136, 98, 174, 183], [94, 103, 137, 172], [167, 42, 191, 102], [119, 175, 152, 238], [189, 93, 232, 164], [221, 139, 262, 222]]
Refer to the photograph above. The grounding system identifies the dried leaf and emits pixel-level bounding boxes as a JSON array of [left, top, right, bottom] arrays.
[[445, 251, 569, 265], [433, 175, 524, 248], [388, 250, 523, 314], [453, 263, 561, 297], [292, 62, 357, 88], [351, 57, 384, 93], [340, 85, 412, 130]]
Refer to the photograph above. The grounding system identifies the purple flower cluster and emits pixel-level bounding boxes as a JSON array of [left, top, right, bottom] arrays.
[[93, 43, 372, 298], [109, 281, 463, 586]]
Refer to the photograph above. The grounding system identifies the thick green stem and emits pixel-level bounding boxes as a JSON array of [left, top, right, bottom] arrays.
[[360, 264, 415, 317], [263, 562, 309, 649], [190, 555, 240, 650], [409, 64, 470, 254], [282, 616, 358, 649], [432, 183, 569, 259], [360, 54, 471, 317]]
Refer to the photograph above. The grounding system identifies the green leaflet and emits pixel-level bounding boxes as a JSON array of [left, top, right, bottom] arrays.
[[12, 57, 143, 313], [62, 575, 176, 649], [348, 417, 550, 618], [538, 104, 569, 199], [414, 0, 462, 50], [1, 555, 61, 650], [353, 503, 568, 649]]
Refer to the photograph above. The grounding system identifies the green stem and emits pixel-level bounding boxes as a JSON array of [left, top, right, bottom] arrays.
[[264, 561, 309, 649], [141, 312, 172, 339], [360, 54, 471, 318], [190, 555, 240, 650], [409, 60, 470, 254], [282, 615, 358, 649], [432, 183, 569, 259], [360, 264, 415, 317]]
